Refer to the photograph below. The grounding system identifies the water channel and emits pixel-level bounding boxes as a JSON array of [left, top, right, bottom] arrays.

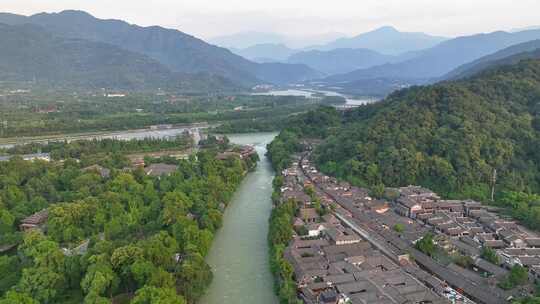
[[252, 88, 379, 105], [199, 132, 279, 304]]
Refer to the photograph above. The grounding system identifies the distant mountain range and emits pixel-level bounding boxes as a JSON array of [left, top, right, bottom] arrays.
[[287, 48, 423, 75], [226, 26, 446, 68], [231, 44, 296, 63], [210, 31, 285, 49], [209, 31, 344, 49], [0, 23, 238, 91], [323, 29, 540, 84], [443, 39, 540, 80], [0, 10, 321, 87], [511, 25, 540, 32], [311, 26, 448, 55], [2, 10, 540, 95]]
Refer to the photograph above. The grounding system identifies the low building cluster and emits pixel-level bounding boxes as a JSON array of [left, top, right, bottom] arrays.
[[143, 163, 178, 177], [216, 145, 256, 160], [276, 149, 540, 303], [19, 209, 49, 232], [279, 155, 448, 304], [396, 185, 540, 282]]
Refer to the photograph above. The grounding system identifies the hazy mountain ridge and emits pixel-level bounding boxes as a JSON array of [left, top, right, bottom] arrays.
[[444, 39, 540, 80], [226, 27, 445, 71], [323, 29, 540, 84], [288, 48, 409, 75], [312, 26, 447, 55], [0, 10, 320, 86], [231, 43, 296, 62], [209, 31, 286, 49], [209, 31, 344, 49], [0, 23, 239, 91]]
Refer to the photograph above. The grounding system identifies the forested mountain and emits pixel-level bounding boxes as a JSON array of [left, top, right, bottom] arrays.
[[324, 29, 540, 83], [444, 39, 540, 80], [314, 26, 447, 55], [0, 10, 320, 85], [271, 59, 540, 206], [287, 48, 396, 75], [0, 23, 238, 91]]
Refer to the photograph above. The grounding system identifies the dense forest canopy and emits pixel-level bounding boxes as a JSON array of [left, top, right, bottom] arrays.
[[269, 59, 540, 227], [0, 137, 257, 303]]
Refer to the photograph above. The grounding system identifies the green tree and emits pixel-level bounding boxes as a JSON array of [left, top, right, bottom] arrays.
[[161, 191, 192, 226], [0, 209, 15, 235], [142, 232, 178, 269], [454, 255, 474, 269], [82, 293, 111, 304], [81, 259, 118, 300], [0, 291, 38, 304], [393, 223, 405, 233], [370, 183, 386, 199], [415, 233, 436, 257], [17, 267, 64, 304], [20, 230, 65, 273], [131, 286, 185, 304], [481, 246, 501, 265], [0, 256, 21, 295], [111, 245, 144, 292], [500, 265, 529, 290], [175, 253, 212, 302]]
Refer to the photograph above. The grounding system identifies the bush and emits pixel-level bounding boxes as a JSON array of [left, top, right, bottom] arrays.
[[499, 265, 529, 290], [481, 246, 501, 265]]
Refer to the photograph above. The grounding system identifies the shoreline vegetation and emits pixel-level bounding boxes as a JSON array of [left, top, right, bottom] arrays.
[[0, 135, 259, 303], [268, 175, 302, 304]]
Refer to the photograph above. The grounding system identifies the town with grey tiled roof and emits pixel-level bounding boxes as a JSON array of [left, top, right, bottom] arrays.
[[277, 147, 540, 304]]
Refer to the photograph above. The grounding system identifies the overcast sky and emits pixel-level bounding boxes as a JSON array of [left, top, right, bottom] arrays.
[[2, 0, 540, 40]]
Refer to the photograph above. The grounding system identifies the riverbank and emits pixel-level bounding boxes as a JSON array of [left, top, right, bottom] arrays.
[[0, 123, 212, 147], [200, 133, 279, 304]]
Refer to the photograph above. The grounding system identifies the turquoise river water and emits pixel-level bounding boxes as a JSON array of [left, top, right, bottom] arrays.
[[199, 132, 279, 304]]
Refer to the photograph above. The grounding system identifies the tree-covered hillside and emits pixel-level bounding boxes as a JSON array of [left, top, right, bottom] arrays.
[[270, 59, 540, 204], [0, 23, 237, 92]]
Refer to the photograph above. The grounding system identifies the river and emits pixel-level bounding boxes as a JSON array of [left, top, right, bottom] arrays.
[[0, 124, 212, 149], [252, 89, 379, 105], [200, 132, 279, 304]]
